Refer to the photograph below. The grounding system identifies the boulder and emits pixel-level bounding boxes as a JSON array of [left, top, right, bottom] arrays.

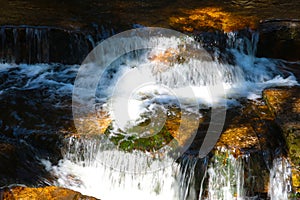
[[263, 86, 300, 192], [0, 186, 98, 200], [212, 100, 283, 196]]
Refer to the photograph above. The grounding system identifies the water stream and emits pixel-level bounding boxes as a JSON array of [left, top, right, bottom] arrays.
[[44, 32, 297, 199], [0, 30, 298, 199]]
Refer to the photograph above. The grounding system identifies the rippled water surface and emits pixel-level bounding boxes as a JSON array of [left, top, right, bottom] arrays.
[[0, 0, 299, 29]]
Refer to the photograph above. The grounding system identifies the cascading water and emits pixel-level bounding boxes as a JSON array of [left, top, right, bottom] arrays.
[[0, 29, 298, 199], [269, 157, 293, 200], [205, 153, 245, 200], [0, 25, 114, 64], [41, 31, 298, 200]]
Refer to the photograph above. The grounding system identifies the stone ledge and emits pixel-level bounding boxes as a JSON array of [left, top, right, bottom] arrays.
[[0, 186, 99, 200]]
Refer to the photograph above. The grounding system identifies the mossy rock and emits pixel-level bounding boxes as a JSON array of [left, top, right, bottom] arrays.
[[104, 124, 175, 152], [263, 86, 300, 192]]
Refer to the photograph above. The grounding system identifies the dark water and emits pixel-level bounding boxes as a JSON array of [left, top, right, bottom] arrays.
[[0, 0, 299, 30], [0, 0, 299, 198]]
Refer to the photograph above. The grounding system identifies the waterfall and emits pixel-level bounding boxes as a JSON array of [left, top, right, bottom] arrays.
[[38, 29, 298, 200], [45, 139, 294, 200], [45, 136, 181, 200], [268, 158, 292, 200], [0, 26, 106, 64], [205, 153, 245, 200]]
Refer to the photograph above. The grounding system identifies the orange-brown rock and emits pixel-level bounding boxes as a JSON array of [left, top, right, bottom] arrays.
[[212, 99, 284, 194], [263, 86, 300, 192], [0, 186, 98, 200], [164, 109, 203, 147], [216, 100, 278, 157]]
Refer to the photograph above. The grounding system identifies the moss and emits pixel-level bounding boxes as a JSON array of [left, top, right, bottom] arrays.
[[105, 124, 174, 152]]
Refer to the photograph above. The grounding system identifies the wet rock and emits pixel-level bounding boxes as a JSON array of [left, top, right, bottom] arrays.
[[257, 20, 300, 61], [263, 86, 300, 192], [216, 100, 281, 155], [210, 100, 285, 196], [0, 186, 98, 200], [175, 98, 285, 198]]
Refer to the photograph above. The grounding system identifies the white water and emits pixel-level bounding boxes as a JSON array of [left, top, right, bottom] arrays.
[[204, 154, 245, 200], [269, 157, 292, 200], [72, 33, 298, 134], [42, 137, 182, 200], [0, 32, 298, 199], [44, 33, 297, 199]]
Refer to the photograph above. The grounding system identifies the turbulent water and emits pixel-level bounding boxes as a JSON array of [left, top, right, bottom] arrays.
[[0, 32, 299, 199]]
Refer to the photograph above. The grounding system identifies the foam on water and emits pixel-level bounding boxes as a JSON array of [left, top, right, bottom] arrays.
[[0, 63, 78, 94], [42, 137, 182, 200], [0, 32, 298, 200]]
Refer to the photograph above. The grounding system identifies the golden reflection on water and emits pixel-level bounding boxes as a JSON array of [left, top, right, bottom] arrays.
[[170, 7, 258, 32]]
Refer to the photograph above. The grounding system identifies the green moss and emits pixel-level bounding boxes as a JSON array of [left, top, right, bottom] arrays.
[[286, 130, 300, 167], [289, 192, 300, 199], [104, 124, 174, 152]]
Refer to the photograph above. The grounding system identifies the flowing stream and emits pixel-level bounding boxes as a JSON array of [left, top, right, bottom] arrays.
[[0, 30, 298, 199]]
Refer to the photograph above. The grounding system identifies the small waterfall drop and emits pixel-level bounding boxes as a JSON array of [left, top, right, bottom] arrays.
[[205, 153, 245, 200], [46, 136, 182, 200], [269, 157, 292, 200], [41, 30, 298, 200]]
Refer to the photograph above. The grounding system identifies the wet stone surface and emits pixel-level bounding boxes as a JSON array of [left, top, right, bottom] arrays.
[[263, 86, 300, 192], [0, 186, 99, 200]]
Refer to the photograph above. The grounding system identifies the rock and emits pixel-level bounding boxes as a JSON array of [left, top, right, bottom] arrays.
[[0, 186, 98, 200], [211, 100, 284, 196], [149, 44, 212, 70], [263, 86, 300, 192], [257, 20, 300, 61], [216, 99, 281, 155]]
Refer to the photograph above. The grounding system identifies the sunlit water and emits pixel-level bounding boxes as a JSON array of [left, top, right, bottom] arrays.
[[0, 32, 298, 200]]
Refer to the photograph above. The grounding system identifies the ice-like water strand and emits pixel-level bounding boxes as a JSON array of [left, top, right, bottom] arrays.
[[268, 157, 292, 200], [46, 138, 295, 200], [205, 153, 245, 200], [47, 136, 183, 200]]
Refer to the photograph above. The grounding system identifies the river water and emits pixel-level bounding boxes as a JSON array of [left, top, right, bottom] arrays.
[[0, 0, 299, 30], [0, 0, 300, 199], [0, 30, 297, 199]]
